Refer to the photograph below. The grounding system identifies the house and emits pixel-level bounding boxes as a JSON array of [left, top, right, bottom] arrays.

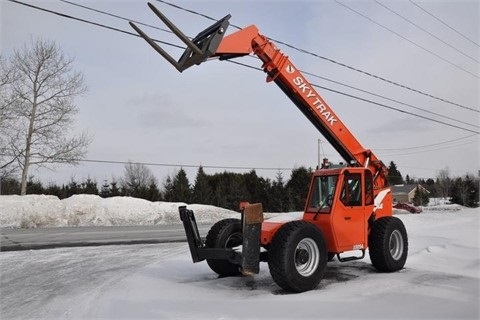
[[391, 184, 429, 203]]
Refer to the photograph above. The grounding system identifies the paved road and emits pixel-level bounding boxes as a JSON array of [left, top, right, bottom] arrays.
[[0, 224, 211, 251]]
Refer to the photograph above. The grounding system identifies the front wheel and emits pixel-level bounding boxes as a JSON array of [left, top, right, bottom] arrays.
[[268, 221, 327, 292], [369, 216, 408, 272], [205, 218, 242, 277]]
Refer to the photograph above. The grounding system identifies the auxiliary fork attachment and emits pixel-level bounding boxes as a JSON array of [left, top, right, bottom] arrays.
[[179, 203, 264, 276], [129, 2, 231, 72]]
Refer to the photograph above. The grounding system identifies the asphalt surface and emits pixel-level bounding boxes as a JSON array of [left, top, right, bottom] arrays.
[[0, 224, 211, 251]]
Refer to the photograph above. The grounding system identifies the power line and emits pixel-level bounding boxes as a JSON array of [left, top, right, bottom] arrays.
[[300, 68, 479, 130], [374, 134, 477, 151], [6, 0, 183, 50], [375, 0, 479, 63], [0, 152, 461, 178], [311, 83, 480, 134], [155, 0, 478, 113], [7, 0, 479, 135], [56, 0, 480, 117], [334, 0, 479, 79], [232, 59, 480, 134], [77, 158, 295, 171], [378, 138, 476, 156], [409, 0, 479, 47], [59, 0, 172, 35], [56, 0, 480, 129]]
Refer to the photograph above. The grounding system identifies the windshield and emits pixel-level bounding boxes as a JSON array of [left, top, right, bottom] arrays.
[[307, 175, 338, 213]]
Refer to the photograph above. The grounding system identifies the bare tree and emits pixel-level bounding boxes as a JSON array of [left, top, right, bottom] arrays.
[[121, 161, 157, 196], [1, 55, 20, 177], [1, 38, 90, 195], [436, 167, 451, 199]]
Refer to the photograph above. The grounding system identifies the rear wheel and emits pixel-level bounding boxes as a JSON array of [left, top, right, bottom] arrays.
[[268, 221, 327, 292], [327, 252, 336, 262], [369, 216, 408, 272], [205, 218, 242, 276]]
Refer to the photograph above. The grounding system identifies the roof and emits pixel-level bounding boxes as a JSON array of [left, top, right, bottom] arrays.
[[391, 184, 418, 195]]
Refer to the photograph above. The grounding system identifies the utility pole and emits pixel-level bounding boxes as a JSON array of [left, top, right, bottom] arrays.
[[317, 139, 322, 169]]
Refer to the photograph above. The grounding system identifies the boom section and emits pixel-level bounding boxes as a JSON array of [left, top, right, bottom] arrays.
[[129, 4, 388, 188], [217, 27, 388, 188], [250, 33, 367, 168]]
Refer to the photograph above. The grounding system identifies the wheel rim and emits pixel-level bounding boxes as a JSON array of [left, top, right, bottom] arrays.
[[389, 230, 404, 260], [225, 232, 242, 248], [294, 238, 320, 277]]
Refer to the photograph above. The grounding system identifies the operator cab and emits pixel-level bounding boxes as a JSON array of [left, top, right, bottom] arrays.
[[304, 167, 375, 254]]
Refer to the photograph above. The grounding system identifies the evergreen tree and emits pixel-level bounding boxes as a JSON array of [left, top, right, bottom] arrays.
[[270, 171, 288, 212], [0, 177, 20, 195], [110, 179, 121, 197], [192, 166, 213, 204], [81, 177, 98, 195], [424, 178, 437, 197], [146, 180, 162, 201], [45, 183, 64, 198], [405, 174, 411, 184], [286, 166, 312, 211], [465, 175, 479, 207], [65, 178, 80, 197], [450, 177, 466, 206], [451, 174, 479, 207], [387, 161, 404, 185], [212, 173, 228, 208], [243, 170, 270, 207], [413, 185, 429, 206], [100, 180, 111, 198], [171, 168, 192, 203], [209, 171, 248, 210], [26, 176, 44, 194]]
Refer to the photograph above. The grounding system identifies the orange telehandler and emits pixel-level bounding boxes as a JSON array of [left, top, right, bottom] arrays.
[[130, 3, 408, 293]]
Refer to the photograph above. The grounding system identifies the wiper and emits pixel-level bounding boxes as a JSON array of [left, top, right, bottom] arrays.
[[313, 201, 327, 221], [313, 194, 332, 221]]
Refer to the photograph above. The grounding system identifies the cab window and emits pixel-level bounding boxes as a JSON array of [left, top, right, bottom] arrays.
[[365, 170, 374, 206], [340, 173, 362, 206], [308, 175, 338, 213]]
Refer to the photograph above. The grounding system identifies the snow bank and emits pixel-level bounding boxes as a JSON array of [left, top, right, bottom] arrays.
[[0, 195, 239, 229], [0, 194, 472, 229]]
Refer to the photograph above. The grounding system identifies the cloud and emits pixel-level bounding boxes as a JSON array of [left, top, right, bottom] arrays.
[[126, 92, 207, 129]]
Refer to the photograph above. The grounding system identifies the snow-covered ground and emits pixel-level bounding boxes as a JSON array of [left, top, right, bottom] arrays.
[[0, 195, 479, 319]]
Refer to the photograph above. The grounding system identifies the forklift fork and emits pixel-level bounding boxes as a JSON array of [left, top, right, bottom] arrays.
[[179, 206, 240, 263], [178, 203, 264, 275], [129, 2, 231, 72]]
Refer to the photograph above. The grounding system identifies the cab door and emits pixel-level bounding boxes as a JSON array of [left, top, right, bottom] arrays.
[[332, 170, 369, 251]]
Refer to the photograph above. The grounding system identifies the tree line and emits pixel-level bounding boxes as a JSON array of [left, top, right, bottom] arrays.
[[0, 163, 312, 212], [1, 161, 478, 210], [386, 161, 478, 208]]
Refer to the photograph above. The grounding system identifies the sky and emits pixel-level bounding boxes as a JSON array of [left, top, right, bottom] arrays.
[[1, 0, 479, 187], [1, 195, 479, 318]]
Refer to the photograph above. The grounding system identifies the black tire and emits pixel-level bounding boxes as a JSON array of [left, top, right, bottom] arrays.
[[327, 252, 336, 262], [268, 221, 327, 293], [369, 216, 408, 272], [205, 218, 242, 276]]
